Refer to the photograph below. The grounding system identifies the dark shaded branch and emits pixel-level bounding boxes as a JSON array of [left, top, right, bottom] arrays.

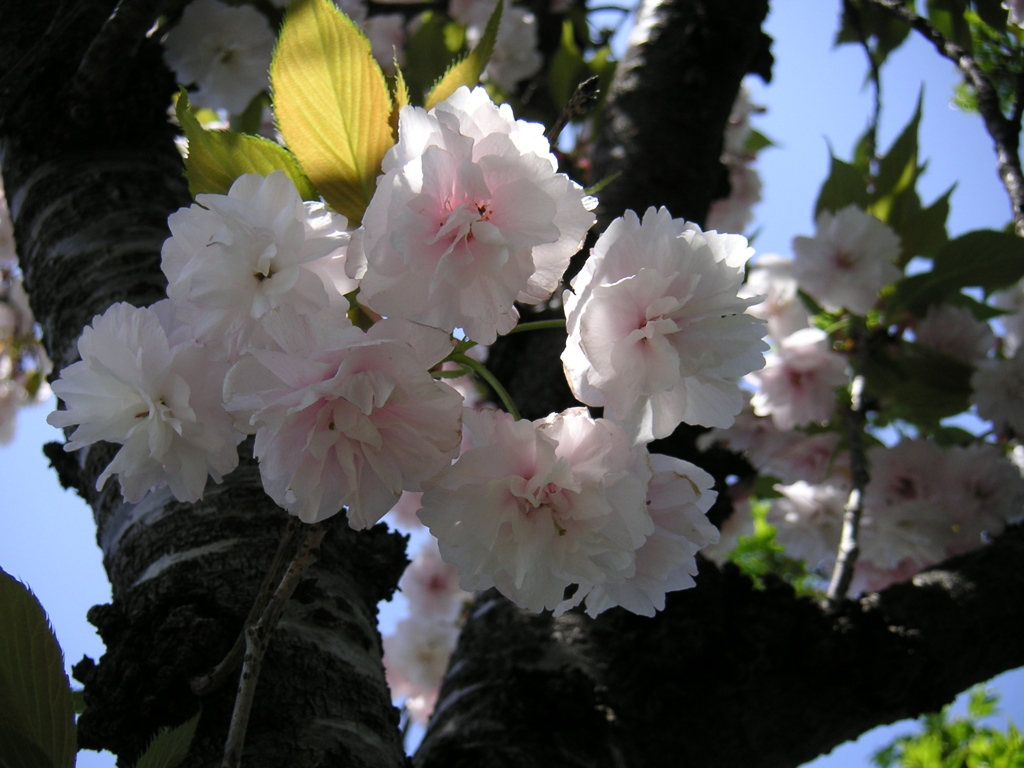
[[417, 526, 1024, 768], [863, 0, 1024, 235], [591, 0, 772, 228]]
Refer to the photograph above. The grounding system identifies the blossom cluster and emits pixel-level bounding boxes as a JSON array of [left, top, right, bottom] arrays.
[[701, 190, 1024, 594], [48, 87, 758, 621]]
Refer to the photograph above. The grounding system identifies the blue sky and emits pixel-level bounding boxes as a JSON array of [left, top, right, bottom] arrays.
[[1, 2, 1021, 767]]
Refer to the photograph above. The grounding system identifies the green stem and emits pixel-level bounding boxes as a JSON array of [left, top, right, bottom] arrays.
[[452, 353, 521, 420], [508, 319, 567, 335]]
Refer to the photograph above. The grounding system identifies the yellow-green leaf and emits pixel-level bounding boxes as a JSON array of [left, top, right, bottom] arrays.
[[0, 569, 75, 768], [425, 0, 503, 109], [176, 92, 318, 201], [390, 66, 411, 140], [271, 0, 394, 224]]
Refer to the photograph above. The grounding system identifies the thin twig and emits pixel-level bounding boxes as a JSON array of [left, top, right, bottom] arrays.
[[222, 521, 328, 768], [547, 76, 602, 146], [863, 0, 1024, 235], [842, 0, 883, 175], [826, 323, 871, 609], [191, 517, 303, 696]]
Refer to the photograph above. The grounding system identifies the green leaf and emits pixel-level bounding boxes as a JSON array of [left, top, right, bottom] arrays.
[[836, 1, 914, 68], [70, 689, 85, 716], [0, 722, 56, 768], [814, 151, 870, 217], [927, 0, 973, 51], [889, 186, 952, 264], [271, 0, 394, 224], [175, 92, 318, 201], [872, 92, 922, 209], [402, 12, 463, 103], [745, 128, 775, 154], [891, 230, 1024, 313], [134, 712, 201, 768], [863, 341, 974, 426], [974, 0, 1008, 31], [0, 569, 75, 768], [549, 19, 585, 111], [425, 0, 502, 109]]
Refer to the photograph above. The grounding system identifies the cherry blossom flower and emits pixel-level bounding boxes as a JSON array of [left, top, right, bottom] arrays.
[[450, 0, 543, 91], [768, 480, 847, 572], [913, 303, 994, 363], [162, 0, 276, 114], [971, 349, 1024, 437], [750, 327, 848, 430], [563, 207, 767, 442], [741, 255, 811, 341], [350, 86, 595, 344], [399, 537, 472, 622], [791, 205, 901, 316], [700, 496, 754, 566], [223, 309, 464, 527], [383, 615, 459, 724], [992, 281, 1024, 355], [362, 14, 406, 74], [47, 302, 242, 503], [1005, 0, 1024, 26], [419, 407, 655, 614], [162, 172, 354, 360], [706, 161, 762, 235], [568, 454, 719, 617]]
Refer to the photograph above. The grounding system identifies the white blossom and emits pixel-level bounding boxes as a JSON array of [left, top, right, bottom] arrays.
[[791, 205, 901, 316], [913, 303, 994, 363], [351, 86, 594, 344], [741, 255, 811, 341], [162, 172, 354, 360], [563, 207, 767, 442], [419, 407, 655, 614], [383, 615, 459, 724], [971, 349, 1024, 437], [991, 281, 1024, 355], [750, 327, 848, 430], [1005, 0, 1024, 26], [162, 0, 276, 114], [569, 454, 718, 618], [223, 309, 464, 527], [449, 1, 543, 90], [362, 14, 406, 74], [706, 161, 762, 236], [768, 480, 846, 572], [47, 302, 242, 503]]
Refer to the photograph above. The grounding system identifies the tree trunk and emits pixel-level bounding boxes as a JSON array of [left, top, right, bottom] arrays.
[[0, 3, 408, 766]]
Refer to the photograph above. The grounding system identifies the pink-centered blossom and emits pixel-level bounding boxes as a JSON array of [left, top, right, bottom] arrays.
[[162, 172, 354, 360], [791, 205, 901, 316], [563, 207, 767, 442], [399, 537, 472, 622], [418, 407, 655, 614], [223, 308, 463, 527], [47, 302, 242, 503], [350, 86, 595, 344], [750, 327, 848, 430]]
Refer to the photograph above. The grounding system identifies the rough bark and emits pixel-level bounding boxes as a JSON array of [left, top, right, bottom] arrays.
[[2, 1, 1022, 767], [0, 3, 408, 766]]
